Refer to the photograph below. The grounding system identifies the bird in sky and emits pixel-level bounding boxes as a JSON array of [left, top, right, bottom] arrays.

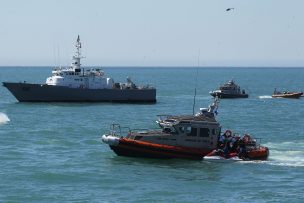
[[226, 8, 234, 11]]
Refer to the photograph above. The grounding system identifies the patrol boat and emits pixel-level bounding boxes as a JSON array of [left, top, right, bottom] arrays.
[[272, 88, 303, 99], [102, 98, 269, 160], [209, 80, 248, 98], [3, 36, 156, 103], [102, 99, 221, 159]]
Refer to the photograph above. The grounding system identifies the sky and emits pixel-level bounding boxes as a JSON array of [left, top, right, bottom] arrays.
[[0, 0, 304, 67]]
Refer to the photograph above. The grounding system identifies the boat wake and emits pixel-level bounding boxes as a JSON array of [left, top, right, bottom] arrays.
[[0, 112, 10, 125], [258, 95, 272, 99], [265, 141, 304, 167]]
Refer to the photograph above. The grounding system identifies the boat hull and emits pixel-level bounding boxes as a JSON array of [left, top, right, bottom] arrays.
[[210, 92, 248, 98], [3, 82, 156, 103], [272, 92, 303, 99], [246, 146, 269, 160], [107, 138, 212, 160], [204, 146, 269, 161]]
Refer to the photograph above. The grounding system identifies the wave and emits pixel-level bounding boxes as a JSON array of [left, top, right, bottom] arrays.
[[265, 141, 304, 167], [258, 95, 272, 99], [0, 112, 10, 124]]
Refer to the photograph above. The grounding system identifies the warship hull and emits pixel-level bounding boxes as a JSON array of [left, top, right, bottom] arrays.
[[3, 82, 156, 103]]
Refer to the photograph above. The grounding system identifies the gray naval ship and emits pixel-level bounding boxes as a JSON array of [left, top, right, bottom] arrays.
[[3, 36, 156, 103]]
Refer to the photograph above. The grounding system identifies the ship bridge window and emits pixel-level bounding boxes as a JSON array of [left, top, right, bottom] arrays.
[[187, 127, 197, 137], [199, 128, 210, 137], [163, 127, 176, 134], [212, 129, 216, 135], [179, 126, 191, 134]]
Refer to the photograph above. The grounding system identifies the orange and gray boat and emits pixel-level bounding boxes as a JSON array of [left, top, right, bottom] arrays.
[[102, 99, 221, 160], [101, 99, 269, 160], [204, 134, 269, 162], [272, 88, 303, 99]]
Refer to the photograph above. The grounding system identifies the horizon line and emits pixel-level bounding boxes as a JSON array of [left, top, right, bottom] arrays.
[[0, 65, 304, 69]]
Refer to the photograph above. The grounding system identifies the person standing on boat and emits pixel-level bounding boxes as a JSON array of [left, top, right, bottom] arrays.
[[237, 136, 248, 159], [223, 131, 233, 158], [218, 133, 226, 148], [218, 130, 231, 148]]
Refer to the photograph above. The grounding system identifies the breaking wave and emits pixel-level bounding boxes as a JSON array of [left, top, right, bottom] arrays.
[[258, 95, 272, 99], [0, 112, 10, 124], [265, 141, 304, 167]]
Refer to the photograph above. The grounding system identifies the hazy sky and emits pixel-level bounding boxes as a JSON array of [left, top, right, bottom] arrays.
[[1, 0, 304, 67]]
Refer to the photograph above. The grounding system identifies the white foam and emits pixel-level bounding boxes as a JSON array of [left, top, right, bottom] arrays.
[[0, 112, 10, 124], [258, 95, 272, 99], [265, 141, 304, 167]]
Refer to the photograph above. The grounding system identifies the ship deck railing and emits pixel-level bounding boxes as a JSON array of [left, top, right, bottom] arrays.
[[108, 124, 164, 137], [108, 123, 131, 137], [130, 128, 164, 135]]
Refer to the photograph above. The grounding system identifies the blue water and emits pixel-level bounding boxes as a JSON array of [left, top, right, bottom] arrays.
[[0, 67, 303, 202]]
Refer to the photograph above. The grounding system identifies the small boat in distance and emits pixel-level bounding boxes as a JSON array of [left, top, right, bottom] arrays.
[[3, 36, 156, 103], [209, 80, 248, 98], [272, 88, 303, 99]]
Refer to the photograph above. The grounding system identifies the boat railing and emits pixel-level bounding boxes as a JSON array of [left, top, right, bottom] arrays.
[[130, 128, 162, 134], [239, 137, 263, 148], [108, 123, 131, 137], [230, 133, 263, 146]]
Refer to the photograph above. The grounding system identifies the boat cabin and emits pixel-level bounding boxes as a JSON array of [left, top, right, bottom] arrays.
[[110, 113, 221, 150], [219, 80, 242, 94]]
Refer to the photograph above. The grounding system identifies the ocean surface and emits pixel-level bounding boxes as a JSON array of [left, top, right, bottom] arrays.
[[0, 67, 303, 202]]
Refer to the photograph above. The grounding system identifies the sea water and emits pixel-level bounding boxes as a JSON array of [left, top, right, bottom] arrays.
[[0, 67, 303, 202]]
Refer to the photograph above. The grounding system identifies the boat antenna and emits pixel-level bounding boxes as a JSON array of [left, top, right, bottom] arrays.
[[192, 50, 200, 115], [57, 44, 61, 69]]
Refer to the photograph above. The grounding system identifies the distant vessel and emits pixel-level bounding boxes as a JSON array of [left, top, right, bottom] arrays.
[[272, 88, 303, 99], [209, 80, 248, 98], [102, 98, 268, 160], [3, 36, 156, 102]]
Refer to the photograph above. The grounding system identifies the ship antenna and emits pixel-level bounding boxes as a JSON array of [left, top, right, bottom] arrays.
[[72, 35, 84, 70], [192, 50, 200, 115], [57, 45, 61, 69], [76, 35, 81, 58]]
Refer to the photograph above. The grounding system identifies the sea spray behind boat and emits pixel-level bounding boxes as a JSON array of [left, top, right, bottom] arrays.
[[258, 95, 272, 99], [265, 141, 304, 167]]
